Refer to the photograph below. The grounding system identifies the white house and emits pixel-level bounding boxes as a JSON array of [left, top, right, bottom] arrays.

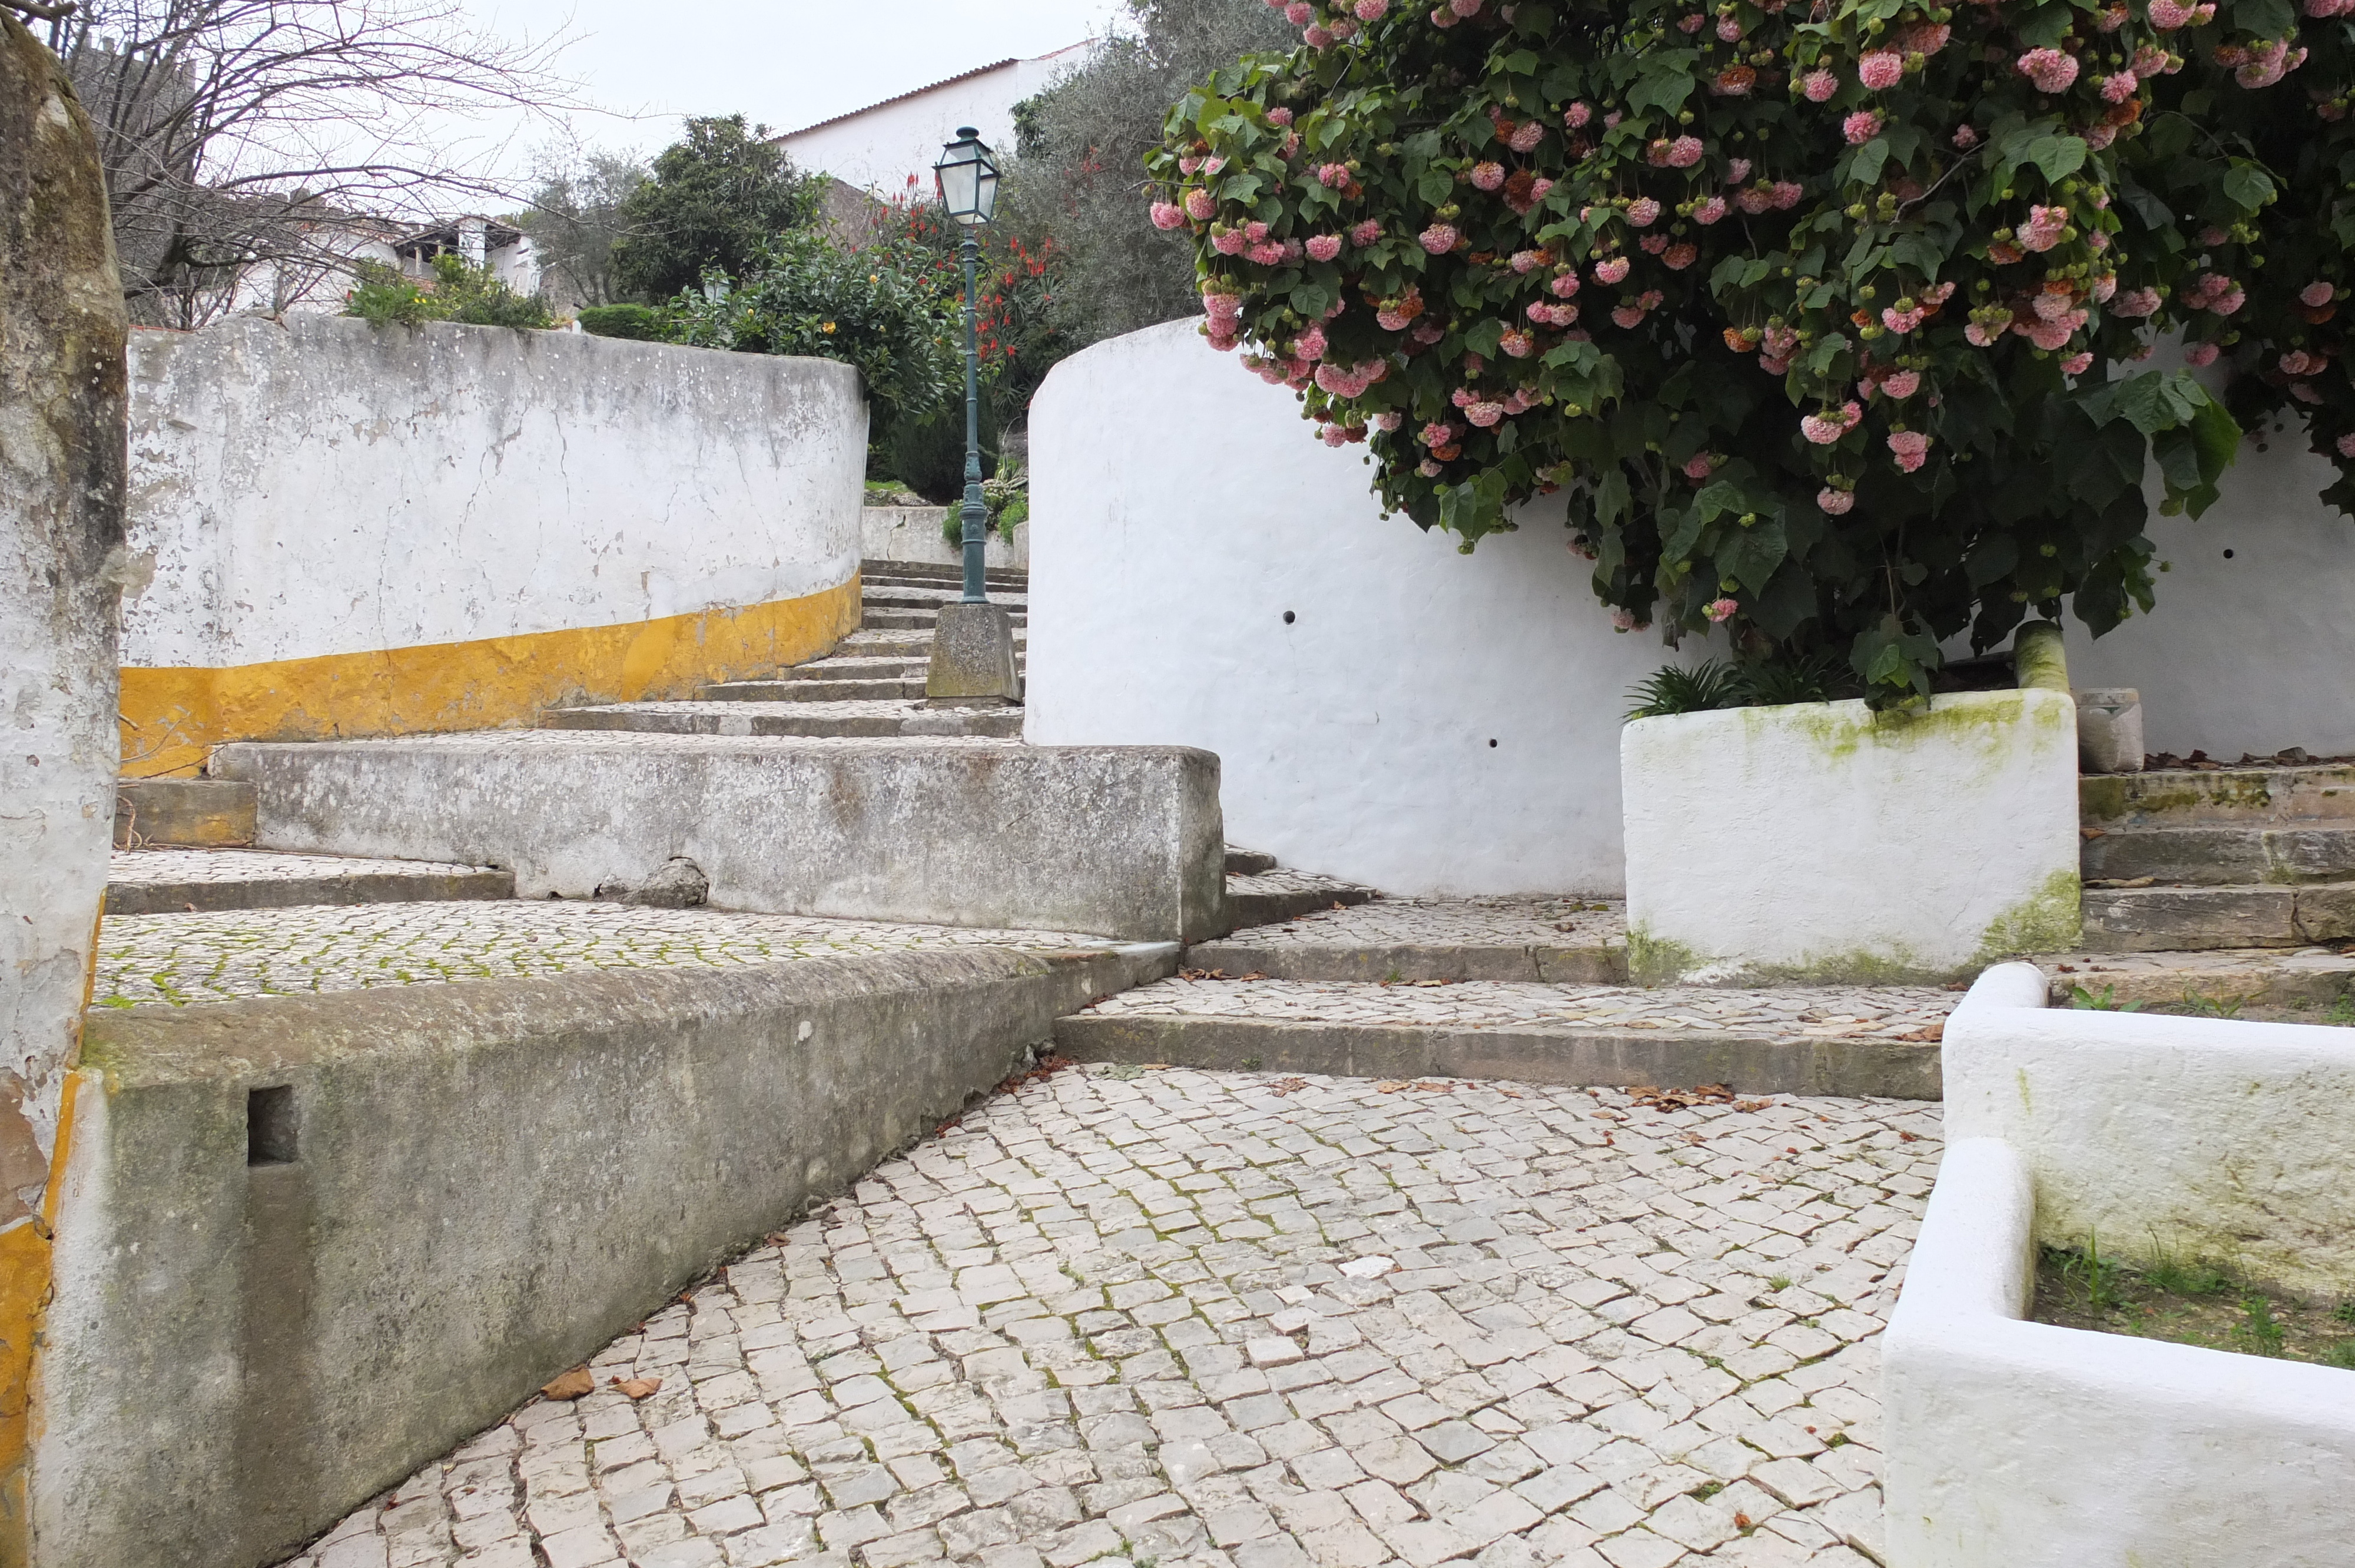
[[775, 43, 1092, 197]]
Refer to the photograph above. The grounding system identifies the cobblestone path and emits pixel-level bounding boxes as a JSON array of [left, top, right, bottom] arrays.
[[288, 1065, 1937, 1568], [94, 904, 1116, 1008], [1218, 901, 1627, 952]]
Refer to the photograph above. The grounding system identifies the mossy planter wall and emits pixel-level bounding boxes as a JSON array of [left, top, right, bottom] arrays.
[[1621, 687, 2081, 984]]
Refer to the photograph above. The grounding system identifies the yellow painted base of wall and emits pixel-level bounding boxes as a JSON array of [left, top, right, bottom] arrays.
[[120, 576, 863, 778]]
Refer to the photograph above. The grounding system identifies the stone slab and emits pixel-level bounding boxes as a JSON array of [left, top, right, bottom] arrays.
[[2082, 824, 2355, 886], [2078, 883, 2336, 951], [114, 778, 256, 848], [926, 602, 1024, 702], [213, 731, 1228, 942], [42, 941, 1178, 1568], [1225, 868, 1381, 929], [104, 848, 512, 916], [540, 699, 1023, 739], [2079, 763, 2355, 826], [1184, 939, 1628, 985]]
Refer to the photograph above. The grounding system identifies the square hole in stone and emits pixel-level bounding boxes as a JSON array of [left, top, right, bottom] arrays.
[[247, 1085, 297, 1166]]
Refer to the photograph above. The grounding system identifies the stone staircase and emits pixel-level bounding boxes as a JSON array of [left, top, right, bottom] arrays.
[[541, 561, 1029, 739], [2080, 761, 2355, 951]]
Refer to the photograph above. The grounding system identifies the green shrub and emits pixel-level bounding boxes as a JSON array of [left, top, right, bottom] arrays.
[[344, 254, 552, 330], [576, 303, 667, 340], [892, 401, 1000, 506]]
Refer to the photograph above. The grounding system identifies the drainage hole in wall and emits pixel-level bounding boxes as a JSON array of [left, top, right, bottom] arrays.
[[1282, 610, 1296, 624], [1488, 739, 1498, 748], [2222, 549, 2235, 559], [247, 1085, 298, 1166]]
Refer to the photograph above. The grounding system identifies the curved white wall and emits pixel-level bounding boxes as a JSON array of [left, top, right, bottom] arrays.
[[1023, 318, 1671, 896], [123, 316, 864, 668]]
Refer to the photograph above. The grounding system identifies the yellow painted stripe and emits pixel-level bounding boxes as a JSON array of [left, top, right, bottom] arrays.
[[119, 575, 863, 778]]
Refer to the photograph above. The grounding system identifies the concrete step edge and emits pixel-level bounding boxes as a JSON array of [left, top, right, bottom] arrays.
[[1180, 941, 1628, 986]]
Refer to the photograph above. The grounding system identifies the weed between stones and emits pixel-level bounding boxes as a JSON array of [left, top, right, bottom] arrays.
[[2035, 1243, 2355, 1370]]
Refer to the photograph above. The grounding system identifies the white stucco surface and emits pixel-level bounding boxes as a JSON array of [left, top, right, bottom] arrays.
[[777, 45, 1090, 195], [1942, 959, 2355, 1295], [121, 315, 865, 667], [1023, 318, 1673, 896], [2065, 433, 2355, 760], [1882, 1133, 2355, 1567], [862, 505, 1027, 571], [1620, 692, 2081, 982]]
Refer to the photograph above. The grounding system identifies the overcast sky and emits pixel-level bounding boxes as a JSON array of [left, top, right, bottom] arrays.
[[470, 0, 1123, 164]]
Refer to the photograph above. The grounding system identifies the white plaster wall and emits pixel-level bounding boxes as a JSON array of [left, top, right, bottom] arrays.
[[1620, 692, 2081, 981], [863, 506, 1027, 572], [1883, 1134, 2355, 1568], [1023, 317, 1674, 896], [2066, 436, 2355, 759], [122, 315, 864, 666], [1943, 959, 2355, 1296], [779, 46, 1089, 195]]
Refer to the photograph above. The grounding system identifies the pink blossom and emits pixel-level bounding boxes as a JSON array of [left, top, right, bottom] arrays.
[[1705, 597, 1740, 623], [2280, 350, 2323, 376], [1203, 291, 1243, 321], [1500, 329, 1534, 358], [2096, 4, 2130, 28], [1306, 234, 1343, 262], [1952, 124, 1981, 149], [1843, 111, 1884, 145], [1211, 228, 1246, 255], [2234, 39, 2306, 88], [1770, 181, 1804, 210], [1417, 421, 1457, 447], [1611, 304, 1647, 328], [1880, 370, 1921, 399], [1921, 282, 1955, 305], [2111, 287, 2161, 317], [1471, 162, 1506, 191], [1352, 0, 1388, 17], [1564, 101, 1593, 128], [2023, 318, 2076, 350], [1150, 201, 1188, 230], [2184, 341, 2221, 367], [1350, 219, 1382, 245], [1206, 329, 1239, 351], [1418, 224, 1460, 254], [1664, 243, 1699, 270], [1965, 321, 2000, 347], [1665, 135, 1704, 168], [1318, 162, 1351, 188], [1859, 51, 1905, 90], [1245, 241, 1287, 265], [2032, 291, 2076, 322], [1450, 0, 1481, 14], [2019, 205, 2070, 253], [2101, 69, 2138, 102], [1371, 410, 1403, 431], [2016, 48, 2081, 93], [2337, 431, 2355, 457], [1295, 325, 1328, 362], [1717, 14, 1743, 40], [2302, 281, 2336, 307], [1548, 273, 1580, 298], [1376, 308, 1411, 331], [1593, 256, 1631, 284], [1818, 487, 1855, 515], [1898, 20, 1951, 54], [1802, 68, 1839, 101], [1760, 353, 1792, 374], [1693, 196, 1729, 225], [1303, 25, 1334, 46], [1510, 248, 1546, 273], [1627, 198, 1662, 228], [2148, 0, 2211, 25], [1285, 0, 1312, 19], [1417, 458, 1444, 477], [1318, 424, 1349, 447], [1887, 430, 1931, 473], [1463, 400, 1506, 427], [1411, 321, 1444, 344], [1267, 107, 1295, 126], [2062, 351, 2094, 374], [1183, 188, 1215, 221], [1729, 159, 1753, 184], [1179, 156, 1202, 175], [1737, 187, 1774, 215], [1245, 220, 1270, 242], [1682, 452, 1718, 480], [1882, 305, 1926, 334], [1609, 608, 1640, 631], [1801, 401, 1863, 444], [1508, 121, 1544, 152], [2092, 273, 2118, 303], [1677, 10, 1705, 30]]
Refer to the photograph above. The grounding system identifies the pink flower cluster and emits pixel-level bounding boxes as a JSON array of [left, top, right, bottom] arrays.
[[1648, 135, 1706, 168], [1735, 181, 1805, 214], [1691, 195, 1729, 225], [1499, 328, 1535, 358], [1626, 197, 1662, 227], [2225, 38, 2306, 88], [2018, 205, 2070, 253], [1664, 242, 1699, 270], [1564, 101, 1593, 128], [1882, 303, 1927, 334], [1858, 51, 1905, 90], [1887, 430, 1932, 473], [1896, 19, 1950, 54], [1801, 68, 1839, 101], [2100, 69, 2140, 102], [2303, 281, 2337, 307], [2016, 48, 2081, 93], [1471, 162, 1506, 191], [1592, 255, 1631, 285], [2181, 273, 2246, 315], [1507, 120, 1544, 152], [1150, 201, 1186, 230], [1682, 452, 1722, 481], [2184, 342, 2222, 367], [1354, 0, 1387, 18], [2062, 351, 2094, 374], [1873, 369, 1922, 399], [1525, 301, 1579, 326], [2147, 0, 2215, 26], [2110, 287, 2162, 317], [1548, 271, 1581, 298], [1350, 219, 1382, 246], [1317, 162, 1351, 188], [2338, 431, 2355, 457], [1843, 111, 1884, 145], [1184, 188, 1215, 221], [1818, 487, 1855, 515], [1418, 224, 1460, 254], [1705, 597, 1740, 623], [1314, 359, 1386, 397], [1306, 234, 1342, 262], [1801, 401, 1864, 445]]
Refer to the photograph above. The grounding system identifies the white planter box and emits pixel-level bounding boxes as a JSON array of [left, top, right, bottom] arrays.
[[1621, 689, 2081, 983], [1882, 965, 2355, 1567]]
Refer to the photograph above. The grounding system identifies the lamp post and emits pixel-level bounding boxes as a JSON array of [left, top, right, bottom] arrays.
[[922, 127, 1023, 707], [933, 126, 1000, 605]]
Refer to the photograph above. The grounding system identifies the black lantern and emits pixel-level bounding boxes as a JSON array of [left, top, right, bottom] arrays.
[[933, 127, 1000, 227]]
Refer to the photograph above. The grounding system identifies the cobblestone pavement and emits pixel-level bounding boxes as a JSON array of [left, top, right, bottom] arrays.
[[110, 848, 497, 885], [1216, 901, 1627, 952], [559, 701, 1009, 724], [1226, 870, 1382, 906], [94, 903, 1116, 1008], [287, 1065, 1938, 1568], [1078, 981, 1955, 1043]]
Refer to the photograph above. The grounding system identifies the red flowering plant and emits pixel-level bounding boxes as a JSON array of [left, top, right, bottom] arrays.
[[859, 187, 1076, 420], [1150, 0, 2352, 702]]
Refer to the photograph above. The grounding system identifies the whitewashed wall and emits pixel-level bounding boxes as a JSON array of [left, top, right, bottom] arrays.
[[1024, 318, 1672, 896], [778, 45, 1090, 195], [123, 315, 864, 667]]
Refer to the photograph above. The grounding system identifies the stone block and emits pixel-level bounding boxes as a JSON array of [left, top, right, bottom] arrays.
[[926, 604, 1023, 703], [114, 778, 257, 847]]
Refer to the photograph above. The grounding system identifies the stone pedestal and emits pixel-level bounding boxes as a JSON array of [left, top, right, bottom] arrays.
[[926, 602, 1023, 705]]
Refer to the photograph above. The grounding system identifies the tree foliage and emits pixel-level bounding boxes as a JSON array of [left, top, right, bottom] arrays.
[[343, 251, 553, 328], [1151, 0, 2354, 702], [519, 144, 646, 309], [612, 115, 822, 301]]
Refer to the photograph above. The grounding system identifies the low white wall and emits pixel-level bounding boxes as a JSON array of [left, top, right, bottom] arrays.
[[125, 316, 863, 668], [1944, 960, 2355, 1295], [1621, 692, 2081, 982], [1883, 1135, 2355, 1568], [863, 505, 1027, 572], [1024, 318, 1670, 896]]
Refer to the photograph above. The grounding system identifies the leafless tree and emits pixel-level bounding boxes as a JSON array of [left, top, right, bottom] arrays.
[[18, 0, 579, 326], [516, 139, 646, 312]]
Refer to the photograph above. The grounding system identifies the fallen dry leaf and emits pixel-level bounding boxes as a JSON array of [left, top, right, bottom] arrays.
[[611, 1377, 662, 1400], [1178, 968, 1228, 981], [1629, 1083, 1735, 1111], [1899, 1022, 1945, 1043], [1733, 1099, 1773, 1112], [541, 1368, 593, 1401]]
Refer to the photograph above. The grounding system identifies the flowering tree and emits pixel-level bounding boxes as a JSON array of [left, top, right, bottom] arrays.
[[1150, 0, 2353, 701]]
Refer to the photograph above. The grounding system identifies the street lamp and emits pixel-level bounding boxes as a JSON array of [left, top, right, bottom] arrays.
[[923, 127, 1023, 707], [934, 127, 1000, 606]]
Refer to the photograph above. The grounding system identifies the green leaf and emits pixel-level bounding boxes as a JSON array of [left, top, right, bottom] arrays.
[[1596, 469, 1631, 528], [2233, 0, 2296, 36], [1716, 516, 1788, 596], [2221, 163, 2274, 215], [2023, 135, 2087, 183]]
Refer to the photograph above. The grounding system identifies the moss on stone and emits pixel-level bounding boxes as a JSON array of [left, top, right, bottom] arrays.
[[1975, 867, 2083, 965]]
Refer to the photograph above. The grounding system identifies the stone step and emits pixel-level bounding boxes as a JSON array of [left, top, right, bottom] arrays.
[[1053, 976, 1948, 1098], [1223, 845, 1277, 876], [861, 557, 1026, 589], [861, 607, 1029, 632], [106, 847, 512, 915], [2034, 947, 2355, 1011], [2082, 763, 2355, 828], [838, 629, 1026, 657], [864, 587, 1029, 611], [1225, 868, 1379, 929], [2079, 880, 2355, 951], [1191, 895, 1629, 984], [2082, 824, 2355, 886], [115, 778, 255, 848], [697, 676, 929, 703], [540, 700, 1023, 740]]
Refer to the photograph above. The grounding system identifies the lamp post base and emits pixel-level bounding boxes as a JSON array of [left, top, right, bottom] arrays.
[[924, 602, 1023, 705]]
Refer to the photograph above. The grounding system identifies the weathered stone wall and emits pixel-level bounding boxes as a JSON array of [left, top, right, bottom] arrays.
[[0, 14, 126, 1554], [120, 317, 868, 775], [39, 943, 1175, 1568]]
